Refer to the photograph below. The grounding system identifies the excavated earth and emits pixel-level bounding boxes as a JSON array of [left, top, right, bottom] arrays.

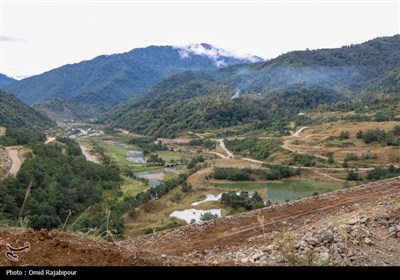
[[1, 177, 400, 266]]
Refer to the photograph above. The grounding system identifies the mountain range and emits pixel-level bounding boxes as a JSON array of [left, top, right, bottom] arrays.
[[103, 35, 400, 137], [4, 43, 261, 112], [3, 35, 399, 136], [0, 74, 16, 89]]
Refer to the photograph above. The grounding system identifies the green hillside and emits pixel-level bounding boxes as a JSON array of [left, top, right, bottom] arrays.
[[0, 91, 55, 129], [5, 44, 260, 110], [103, 35, 400, 137]]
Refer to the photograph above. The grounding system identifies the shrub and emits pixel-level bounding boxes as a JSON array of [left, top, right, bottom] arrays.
[[213, 168, 251, 181], [367, 166, 400, 181], [200, 212, 218, 221], [338, 131, 350, 140], [344, 153, 359, 161], [181, 182, 193, 193], [294, 153, 316, 167], [346, 170, 359, 181], [221, 191, 264, 210], [187, 155, 204, 169], [327, 153, 335, 164]]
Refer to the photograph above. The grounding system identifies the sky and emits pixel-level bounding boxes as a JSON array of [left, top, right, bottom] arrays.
[[1, 0, 399, 79]]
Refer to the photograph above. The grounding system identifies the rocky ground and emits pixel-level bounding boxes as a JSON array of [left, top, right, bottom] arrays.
[[0, 177, 399, 266], [122, 177, 400, 266], [203, 195, 400, 266]]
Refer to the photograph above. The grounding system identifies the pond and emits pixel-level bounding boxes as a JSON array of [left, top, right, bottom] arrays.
[[134, 170, 164, 187], [170, 209, 222, 223], [212, 179, 343, 202], [264, 179, 342, 202], [126, 150, 145, 164]]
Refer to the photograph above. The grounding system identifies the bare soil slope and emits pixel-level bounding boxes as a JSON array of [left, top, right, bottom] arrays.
[[0, 177, 399, 266]]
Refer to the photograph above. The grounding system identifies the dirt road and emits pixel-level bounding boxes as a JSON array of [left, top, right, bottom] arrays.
[[205, 139, 234, 159], [243, 158, 264, 164], [205, 151, 230, 159], [292, 126, 309, 137], [217, 139, 234, 158], [282, 126, 329, 160], [122, 176, 400, 255], [44, 137, 56, 144], [6, 147, 22, 176], [78, 143, 99, 163]]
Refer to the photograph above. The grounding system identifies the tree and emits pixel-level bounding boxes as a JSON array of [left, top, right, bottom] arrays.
[[346, 170, 359, 181], [327, 153, 335, 164], [393, 126, 400, 136], [28, 214, 61, 230], [170, 192, 182, 203], [181, 182, 193, 193], [200, 212, 218, 221], [187, 156, 204, 169], [339, 131, 350, 140], [146, 154, 165, 165], [221, 191, 264, 210], [342, 160, 349, 168]]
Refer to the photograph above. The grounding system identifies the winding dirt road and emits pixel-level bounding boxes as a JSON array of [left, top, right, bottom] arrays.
[[205, 139, 234, 159], [282, 126, 329, 160], [292, 126, 309, 137]]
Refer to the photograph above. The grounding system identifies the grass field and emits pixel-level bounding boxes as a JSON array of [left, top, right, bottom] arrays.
[[300, 121, 400, 144], [131, 165, 161, 172], [124, 187, 229, 236], [284, 121, 400, 164], [157, 151, 185, 162], [120, 177, 148, 201], [94, 140, 132, 166]]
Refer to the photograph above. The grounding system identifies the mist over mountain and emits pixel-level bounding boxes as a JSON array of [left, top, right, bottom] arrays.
[[5, 44, 261, 111], [103, 35, 400, 137]]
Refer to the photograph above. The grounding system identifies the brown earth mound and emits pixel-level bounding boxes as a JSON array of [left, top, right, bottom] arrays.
[[0, 229, 161, 266], [1, 177, 399, 266]]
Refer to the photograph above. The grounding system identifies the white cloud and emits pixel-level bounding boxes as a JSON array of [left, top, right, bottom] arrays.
[[174, 43, 262, 67]]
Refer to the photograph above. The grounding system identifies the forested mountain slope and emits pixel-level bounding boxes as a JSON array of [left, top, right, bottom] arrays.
[[5, 44, 260, 110], [103, 35, 400, 137]]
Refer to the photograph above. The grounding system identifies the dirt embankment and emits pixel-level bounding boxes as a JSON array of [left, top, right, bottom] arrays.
[[1, 177, 400, 266], [0, 229, 166, 266], [121, 176, 400, 265]]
